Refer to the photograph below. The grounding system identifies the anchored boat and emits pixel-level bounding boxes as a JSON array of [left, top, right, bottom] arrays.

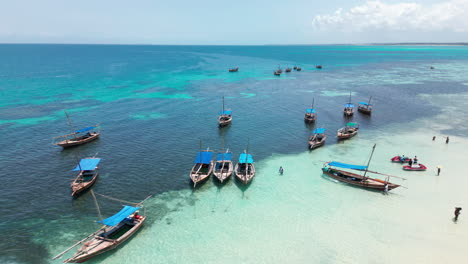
[[343, 92, 354, 116], [228, 67, 239, 72], [190, 148, 214, 187], [304, 98, 317, 123], [322, 144, 402, 191], [53, 111, 100, 148], [71, 157, 101, 197], [235, 152, 255, 185], [309, 128, 326, 149], [358, 96, 373, 115], [218, 96, 232, 127], [214, 150, 233, 183], [337, 122, 359, 139]]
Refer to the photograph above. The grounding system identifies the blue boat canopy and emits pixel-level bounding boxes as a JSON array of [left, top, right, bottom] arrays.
[[239, 153, 254, 164], [194, 151, 213, 164], [344, 103, 355, 108], [328, 161, 367, 170], [219, 110, 233, 115], [75, 126, 96, 133], [97, 205, 140, 226], [216, 152, 232, 161], [359, 102, 372, 106], [313, 128, 326, 134], [72, 158, 101, 171], [306, 108, 316, 114]]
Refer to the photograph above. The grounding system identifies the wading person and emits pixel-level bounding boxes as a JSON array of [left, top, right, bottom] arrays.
[[454, 207, 462, 221], [279, 166, 284, 175], [437, 165, 441, 176], [446, 136, 450, 144]]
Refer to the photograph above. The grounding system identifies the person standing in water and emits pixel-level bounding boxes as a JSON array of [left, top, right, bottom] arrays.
[[408, 159, 413, 167], [446, 136, 450, 144], [414, 156, 418, 164], [454, 207, 462, 221], [437, 165, 441, 176], [432, 136, 436, 141], [279, 166, 284, 175]]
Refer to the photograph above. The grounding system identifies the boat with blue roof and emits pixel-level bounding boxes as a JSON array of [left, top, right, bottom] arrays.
[[218, 96, 232, 126], [235, 151, 255, 184], [190, 148, 214, 187], [304, 98, 317, 123], [337, 122, 359, 139], [358, 96, 373, 115], [343, 92, 354, 116], [214, 150, 233, 183], [309, 128, 326, 149], [53, 111, 100, 148], [71, 157, 101, 196]]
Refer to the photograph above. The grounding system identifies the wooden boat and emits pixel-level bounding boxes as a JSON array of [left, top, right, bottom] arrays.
[[229, 67, 239, 72], [214, 150, 233, 183], [358, 96, 373, 115], [54, 194, 151, 263], [316, 65, 323, 69], [293, 65, 298, 70], [343, 92, 354, 116], [53, 111, 100, 148], [71, 157, 101, 196], [273, 70, 281, 76], [391, 156, 410, 163], [322, 144, 402, 191], [190, 148, 214, 187], [304, 98, 317, 123], [235, 151, 255, 185], [403, 164, 427, 171], [277, 66, 283, 73], [218, 96, 232, 127], [296, 67, 302, 71], [309, 128, 326, 149], [285, 67, 292, 72], [337, 122, 359, 139]]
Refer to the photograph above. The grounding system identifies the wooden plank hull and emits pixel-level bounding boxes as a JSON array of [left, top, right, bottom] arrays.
[[190, 161, 214, 187], [309, 134, 326, 149], [214, 161, 233, 183], [343, 109, 354, 116], [218, 115, 232, 126], [337, 128, 358, 139], [358, 107, 372, 115], [56, 133, 100, 148], [304, 113, 316, 123], [71, 170, 99, 197], [65, 217, 146, 263], [234, 163, 255, 184], [322, 167, 399, 191]]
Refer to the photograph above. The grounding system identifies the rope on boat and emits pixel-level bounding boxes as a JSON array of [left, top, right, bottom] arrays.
[[94, 192, 152, 206], [52, 229, 103, 260]]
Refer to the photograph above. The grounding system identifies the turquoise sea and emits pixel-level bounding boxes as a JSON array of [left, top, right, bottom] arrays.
[[1, 44, 468, 263]]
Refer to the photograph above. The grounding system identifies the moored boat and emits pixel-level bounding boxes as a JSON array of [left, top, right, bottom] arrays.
[[214, 150, 233, 183], [285, 67, 292, 72], [322, 144, 402, 191], [53, 111, 100, 148], [304, 98, 317, 123], [337, 122, 359, 139], [391, 156, 410, 163], [343, 92, 354, 116], [296, 67, 302, 71], [358, 96, 373, 115], [316, 65, 323, 69], [228, 67, 239, 72], [293, 65, 298, 70], [190, 149, 214, 187], [273, 70, 281, 76], [403, 163, 427, 171], [235, 152, 255, 185], [218, 96, 232, 127], [71, 157, 101, 197], [309, 128, 326, 149]]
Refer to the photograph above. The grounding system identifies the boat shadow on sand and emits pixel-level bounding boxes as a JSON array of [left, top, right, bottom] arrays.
[[234, 176, 253, 198]]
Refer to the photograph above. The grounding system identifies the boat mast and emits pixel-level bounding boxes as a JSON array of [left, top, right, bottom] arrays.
[[312, 97, 315, 109], [348, 92, 352, 104], [64, 110, 77, 139], [362, 144, 376, 179], [368, 96, 372, 109], [222, 96, 225, 116], [245, 138, 250, 179]]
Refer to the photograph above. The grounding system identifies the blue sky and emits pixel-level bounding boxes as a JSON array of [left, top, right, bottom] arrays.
[[0, 0, 466, 44]]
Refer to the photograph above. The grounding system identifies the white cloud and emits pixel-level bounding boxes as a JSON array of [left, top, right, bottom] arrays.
[[312, 0, 468, 33]]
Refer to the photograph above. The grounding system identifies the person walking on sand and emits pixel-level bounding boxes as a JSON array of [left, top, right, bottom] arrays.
[[437, 165, 441, 176], [432, 136, 436, 141], [279, 166, 284, 175], [454, 207, 462, 221]]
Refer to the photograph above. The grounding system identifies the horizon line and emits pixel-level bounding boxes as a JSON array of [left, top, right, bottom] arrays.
[[0, 42, 467, 46]]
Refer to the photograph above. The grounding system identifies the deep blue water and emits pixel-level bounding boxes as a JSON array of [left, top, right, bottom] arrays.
[[1, 44, 468, 263]]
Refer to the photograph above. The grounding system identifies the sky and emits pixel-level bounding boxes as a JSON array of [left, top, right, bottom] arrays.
[[0, 0, 467, 44]]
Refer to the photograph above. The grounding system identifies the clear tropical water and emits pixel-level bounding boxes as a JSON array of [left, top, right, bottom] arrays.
[[1, 44, 468, 264]]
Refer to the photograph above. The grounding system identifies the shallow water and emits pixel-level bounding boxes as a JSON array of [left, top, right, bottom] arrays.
[[1, 45, 468, 263]]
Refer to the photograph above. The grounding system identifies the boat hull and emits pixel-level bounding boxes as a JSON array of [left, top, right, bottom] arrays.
[[234, 163, 255, 184], [322, 167, 399, 191], [214, 161, 233, 183], [71, 171, 99, 197], [56, 133, 100, 148], [343, 110, 354, 116], [190, 161, 214, 187], [309, 135, 326, 149], [403, 164, 427, 171], [218, 116, 232, 126], [304, 114, 316, 123], [391, 156, 410, 163], [337, 128, 358, 139], [358, 107, 372, 115]]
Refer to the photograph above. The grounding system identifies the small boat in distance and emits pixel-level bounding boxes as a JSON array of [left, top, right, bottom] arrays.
[[55, 193, 151, 263], [293, 65, 298, 70], [274, 70, 281, 76], [71, 157, 101, 197], [316, 65, 323, 69], [403, 164, 427, 171], [304, 98, 317, 123], [218, 96, 232, 127], [337, 122, 359, 139], [214, 150, 233, 183], [235, 152, 255, 184], [229, 67, 239, 72], [309, 128, 326, 149], [322, 144, 402, 191], [358, 96, 373, 115], [343, 92, 354, 116], [53, 111, 100, 148], [190, 148, 214, 187], [296, 67, 302, 71], [277, 65, 283, 73], [391, 156, 411, 163], [285, 67, 292, 72]]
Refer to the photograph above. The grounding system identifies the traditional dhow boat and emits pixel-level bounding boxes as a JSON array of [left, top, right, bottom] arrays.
[[190, 149, 214, 187], [309, 128, 326, 149], [235, 152, 255, 184], [358, 96, 373, 115], [53, 111, 100, 148], [343, 92, 354, 116], [285, 67, 292, 72], [273, 70, 281, 76], [214, 150, 233, 183], [54, 194, 151, 263], [403, 163, 427, 171], [293, 65, 298, 70], [337, 122, 359, 139], [322, 144, 402, 191], [391, 156, 410, 163], [218, 96, 232, 127], [316, 65, 323, 69], [71, 158, 101, 197], [304, 99, 317, 123], [228, 67, 239, 72], [296, 67, 302, 71]]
